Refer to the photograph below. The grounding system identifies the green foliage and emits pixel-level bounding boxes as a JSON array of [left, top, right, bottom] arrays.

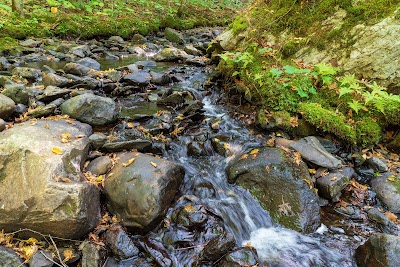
[[355, 117, 382, 147]]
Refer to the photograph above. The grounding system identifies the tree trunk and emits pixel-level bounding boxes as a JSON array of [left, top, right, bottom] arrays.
[[12, 0, 24, 17]]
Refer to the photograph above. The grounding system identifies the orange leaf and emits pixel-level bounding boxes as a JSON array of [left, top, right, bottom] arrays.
[[385, 211, 398, 222]]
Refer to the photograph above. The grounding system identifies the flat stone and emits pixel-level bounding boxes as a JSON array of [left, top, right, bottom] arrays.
[[316, 167, 354, 201]]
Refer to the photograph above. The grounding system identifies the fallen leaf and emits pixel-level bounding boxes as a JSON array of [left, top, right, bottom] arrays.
[[239, 154, 249, 160], [63, 249, 74, 262], [50, 7, 58, 13], [249, 149, 259, 155], [52, 147, 63, 155], [330, 176, 337, 181], [387, 175, 396, 182], [122, 158, 135, 167], [184, 204, 195, 213], [44, 123, 50, 129], [303, 178, 313, 189], [150, 162, 158, 168], [60, 132, 71, 143], [265, 165, 270, 172], [294, 152, 302, 165], [60, 177, 72, 183], [308, 169, 317, 175], [385, 211, 398, 222], [29, 118, 38, 126]]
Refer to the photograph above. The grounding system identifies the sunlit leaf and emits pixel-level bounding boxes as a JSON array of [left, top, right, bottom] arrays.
[[122, 158, 135, 167], [150, 162, 158, 168], [52, 147, 63, 155]]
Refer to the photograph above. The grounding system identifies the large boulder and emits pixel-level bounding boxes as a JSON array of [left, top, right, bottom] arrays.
[[60, 94, 117, 126], [104, 152, 184, 231], [0, 119, 100, 239], [226, 147, 320, 233], [164, 28, 184, 44], [355, 234, 400, 267], [370, 173, 400, 213], [12, 67, 42, 81], [0, 94, 16, 119], [42, 73, 70, 87], [154, 47, 189, 62]]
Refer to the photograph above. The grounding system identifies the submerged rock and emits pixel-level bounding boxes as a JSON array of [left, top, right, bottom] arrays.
[[226, 147, 320, 233], [104, 152, 184, 231], [0, 120, 100, 239], [355, 234, 400, 267], [60, 94, 117, 126], [219, 247, 259, 267]]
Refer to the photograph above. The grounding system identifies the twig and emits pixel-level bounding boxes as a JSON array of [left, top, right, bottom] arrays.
[[49, 235, 68, 267], [40, 250, 65, 267]]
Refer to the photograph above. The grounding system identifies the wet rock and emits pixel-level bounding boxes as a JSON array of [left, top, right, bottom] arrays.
[[184, 44, 201, 56], [103, 257, 153, 267], [187, 141, 207, 157], [150, 71, 171, 85], [219, 247, 259, 267], [0, 94, 16, 119], [0, 120, 100, 239], [0, 119, 6, 132], [108, 36, 125, 43], [132, 34, 147, 44], [136, 60, 157, 68], [202, 230, 235, 261], [227, 147, 320, 233], [61, 94, 117, 126], [367, 208, 400, 235], [28, 103, 57, 118], [12, 67, 42, 81], [63, 62, 91, 76], [138, 237, 172, 267], [289, 136, 342, 169], [81, 241, 102, 267], [154, 47, 189, 62], [0, 246, 26, 267], [184, 56, 210, 66], [102, 140, 152, 153], [370, 173, 400, 213], [77, 57, 101, 70], [2, 83, 29, 104], [366, 157, 388, 172], [29, 250, 54, 267], [175, 204, 208, 228], [356, 167, 376, 183], [37, 86, 70, 102], [105, 225, 139, 260], [211, 135, 230, 156], [355, 234, 400, 267], [89, 132, 108, 149], [316, 167, 354, 202], [123, 71, 151, 86], [162, 228, 195, 246], [70, 45, 91, 58], [165, 28, 184, 44], [104, 152, 184, 231], [157, 91, 185, 106], [14, 103, 27, 114], [87, 156, 112, 175], [42, 73, 70, 87]]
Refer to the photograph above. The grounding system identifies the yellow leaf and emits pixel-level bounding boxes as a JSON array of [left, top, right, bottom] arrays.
[[244, 242, 253, 248], [63, 249, 74, 262], [223, 143, 230, 150], [239, 154, 249, 160], [303, 178, 313, 189], [60, 177, 72, 183], [183, 204, 195, 213], [60, 132, 71, 143], [50, 7, 58, 13], [387, 175, 396, 182], [330, 176, 337, 181], [294, 152, 302, 165], [308, 169, 317, 175], [96, 175, 104, 182], [150, 161, 158, 168], [176, 114, 184, 120], [20, 245, 38, 260], [122, 158, 135, 167], [25, 237, 39, 245], [52, 147, 63, 155], [127, 122, 134, 128], [249, 149, 259, 155]]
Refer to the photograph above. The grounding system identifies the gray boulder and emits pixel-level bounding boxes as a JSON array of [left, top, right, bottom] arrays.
[[2, 84, 29, 104], [0, 246, 25, 267], [104, 225, 139, 259], [289, 136, 342, 169], [0, 94, 15, 119], [69, 45, 91, 58], [226, 147, 320, 233], [42, 73, 70, 87], [60, 94, 117, 126], [316, 167, 354, 201], [123, 71, 151, 86], [108, 36, 124, 43], [12, 67, 42, 81], [37, 86, 70, 102], [154, 47, 189, 62], [77, 57, 101, 70], [355, 234, 400, 267], [370, 173, 400, 213], [0, 120, 100, 239], [86, 156, 113, 175], [104, 152, 184, 231], [64, 62, 91, 76]]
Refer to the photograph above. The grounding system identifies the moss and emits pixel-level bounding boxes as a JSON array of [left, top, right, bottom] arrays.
[[230, 16, 248, 34], [299, 103, 357, 144], [383, 99, 400, 126], [355, 117, 382, 147], [0, 37, 18, 52]]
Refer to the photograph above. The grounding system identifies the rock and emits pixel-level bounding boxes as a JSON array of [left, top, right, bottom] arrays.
[[138, 237, 172, 266], [370, 173, 400, 213], [187, 141, 207, 157], [123, 71, 151, 86], [154, 47, 189, 62], [220, 247, 259, 267], [81, 241, 102, 267], [164, 28, 184, 44], [2, 83, 29, 104], [103, 256, 153, 267], [28, 103, 57, 118], [12, 67, 42, 81], [150, 71, 171, 85], [104, 152, 184, 231], [108, 36, 124, 43], [211, 135, 231, 156], [135, 60, 157, 68], [42, 73, 70, 87], [0, 94, 16, 119], [388, 132, 400, 152], [184, 44, 201, 56], [37, 86, 70, 102], [355, 234, 400, 267], [60, 94, 117, 126], [316, 167, 354, 201], [0, 120, 100, 239], [20, 39, 42, 48], [89, 132, 108, 149], [70, 45, 91, 58], [29, 250, 54, 267], [202, 230, 235, 261], [289, 136, 342, 169], [104, 225, 139, 260], [157, 91, 185, 106], [86, 156, 112, 175], [77, 57, 101, 70], [175, 204, 208, 228], [0, 119, 5, 132], [132, 34, 147, 44], [366, 157, 388, 172], [63, 62, 91, 76], [0, 246, 25, 267], [226, 147, 320, 233], [102, 140, 152, 153], [209, 29, 246, 52]]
